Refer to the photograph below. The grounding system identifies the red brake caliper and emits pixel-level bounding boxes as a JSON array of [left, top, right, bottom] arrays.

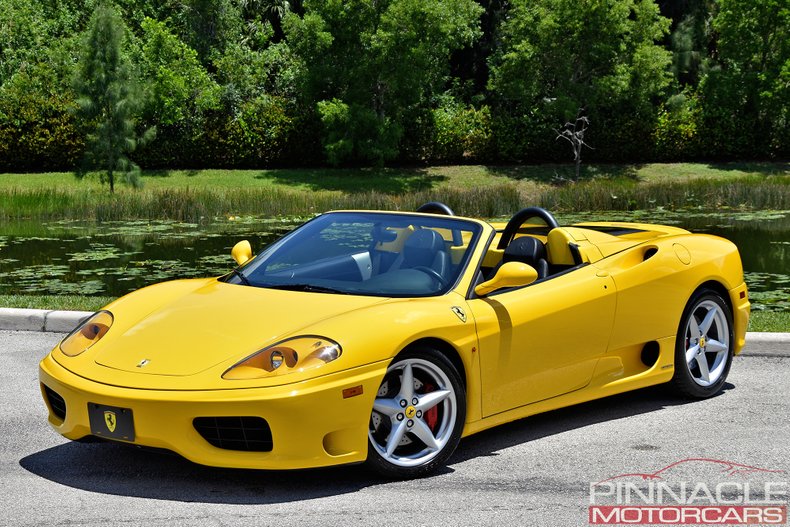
[[422, 382, 439, 431]]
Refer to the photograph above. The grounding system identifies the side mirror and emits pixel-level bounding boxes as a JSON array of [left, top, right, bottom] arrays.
[[474, 261, 538, 296], [231, 240, 253, 266]]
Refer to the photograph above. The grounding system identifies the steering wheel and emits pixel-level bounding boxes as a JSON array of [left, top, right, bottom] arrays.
[[497, 207, 560, 249], [412, 266, 448, 287]]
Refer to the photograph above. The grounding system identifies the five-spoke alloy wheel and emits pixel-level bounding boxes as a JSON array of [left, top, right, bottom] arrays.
[[367, 347, 465, 478], [671, 289, 734, 398]]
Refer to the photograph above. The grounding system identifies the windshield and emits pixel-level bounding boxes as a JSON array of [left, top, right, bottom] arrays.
[[225, 212, 482, 297]]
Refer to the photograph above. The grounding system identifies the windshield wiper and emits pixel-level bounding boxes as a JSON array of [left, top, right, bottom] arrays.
[[265, 283, 349, 295], [231, 268, 251, 286]]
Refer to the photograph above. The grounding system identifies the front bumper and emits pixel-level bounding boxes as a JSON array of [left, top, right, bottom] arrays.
[[39, 353, 387, 470]]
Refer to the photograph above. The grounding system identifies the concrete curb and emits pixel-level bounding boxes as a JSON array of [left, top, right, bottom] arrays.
[[742, 332, 790, 343], [0, 308, 92, 333], [0, 307, 788, 355]]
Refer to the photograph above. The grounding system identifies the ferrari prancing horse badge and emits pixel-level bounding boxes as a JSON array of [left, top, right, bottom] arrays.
[[104, 410, 116, 432]]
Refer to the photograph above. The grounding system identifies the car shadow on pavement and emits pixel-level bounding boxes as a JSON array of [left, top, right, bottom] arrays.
[[18, 383, 731, 504], [452, 382, 734, 465], [19, 441, 389, 504]]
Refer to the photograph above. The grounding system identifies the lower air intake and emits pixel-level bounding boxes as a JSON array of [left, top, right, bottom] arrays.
[[193, 416, 273, 452], [43, 385, 67, 421]]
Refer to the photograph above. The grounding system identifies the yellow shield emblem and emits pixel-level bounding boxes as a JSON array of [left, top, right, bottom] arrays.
[[104, 410, 117, 432]]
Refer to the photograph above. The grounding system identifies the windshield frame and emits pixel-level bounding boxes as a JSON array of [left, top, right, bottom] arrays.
[[223, 211, 485, 298]]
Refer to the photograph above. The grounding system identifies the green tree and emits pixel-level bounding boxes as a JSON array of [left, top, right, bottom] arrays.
[[239, 0, 292, 44], [488, 0, 672, 160], [139, 17, 220, 127], [74, 4, 148, 192], [0, 44, 85, 171], [666, 0, 715, 87], [178, 0, 242, 66], [701, 0, 790, 156], [0, 0, 47, 85], [286, 0, 483, 165]]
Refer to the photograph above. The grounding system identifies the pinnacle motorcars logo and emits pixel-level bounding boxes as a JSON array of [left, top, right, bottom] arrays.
[[589, 458, 787, 525]]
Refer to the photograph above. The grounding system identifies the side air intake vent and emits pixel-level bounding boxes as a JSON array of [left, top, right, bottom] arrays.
[[43, 384, 67, 421], [193, 416, 273, 452], [643, 247, 658, 261], [641, 341, 660, 367]]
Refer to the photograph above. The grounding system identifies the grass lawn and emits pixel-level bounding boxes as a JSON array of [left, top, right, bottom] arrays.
[[2, 161, 788, 194], [1, 162, 788, 221], [0, 295, 116, 312], [749, 311, 790, 333]]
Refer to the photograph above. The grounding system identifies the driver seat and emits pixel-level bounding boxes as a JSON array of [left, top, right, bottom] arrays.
[[389, 229, 450, 277], [496, 236, 549, 279]]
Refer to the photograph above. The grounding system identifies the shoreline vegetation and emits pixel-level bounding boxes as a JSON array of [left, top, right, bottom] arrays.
[[1, 162, 788, 222]]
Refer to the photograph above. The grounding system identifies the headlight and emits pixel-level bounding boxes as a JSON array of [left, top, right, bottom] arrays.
[[59, 310, 114, 357], [222, 336, 342, 380]]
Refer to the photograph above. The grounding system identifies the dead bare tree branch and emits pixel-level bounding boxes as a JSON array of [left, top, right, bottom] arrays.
[[555, 110, 593, 181]]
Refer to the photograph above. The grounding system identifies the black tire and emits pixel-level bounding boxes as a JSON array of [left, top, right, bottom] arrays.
[[366, 347, 465, 479], [670, 289, 734, 398]]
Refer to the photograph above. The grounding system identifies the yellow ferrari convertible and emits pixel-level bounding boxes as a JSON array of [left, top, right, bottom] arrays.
[[39, 204, 749, 478]]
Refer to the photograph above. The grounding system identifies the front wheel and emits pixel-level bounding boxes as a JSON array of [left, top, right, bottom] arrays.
[[367, 347, 465, 478], [671, 289, 734, 398]]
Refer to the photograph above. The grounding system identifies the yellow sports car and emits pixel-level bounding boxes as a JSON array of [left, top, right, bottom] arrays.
[[39, 204, 749, 478]]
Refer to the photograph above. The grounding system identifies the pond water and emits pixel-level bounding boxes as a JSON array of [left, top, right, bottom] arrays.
[[0, 210, 787, 311]]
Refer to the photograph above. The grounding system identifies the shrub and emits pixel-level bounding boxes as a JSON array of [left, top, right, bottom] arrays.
[[0, 63, 84, 171], [429, 101, 494, 163], [224, 95, 297, 166], [653, 93, 703, 160], [317, 99, 401, 166]]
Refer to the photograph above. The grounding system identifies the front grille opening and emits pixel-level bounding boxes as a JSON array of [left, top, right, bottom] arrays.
[[43, 384, 67, 421], [193, 416, 273, 452]]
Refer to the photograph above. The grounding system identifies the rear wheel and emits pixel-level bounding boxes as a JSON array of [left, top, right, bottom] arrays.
[[671, 289, 734, 398], [367, 347, 465, 478]]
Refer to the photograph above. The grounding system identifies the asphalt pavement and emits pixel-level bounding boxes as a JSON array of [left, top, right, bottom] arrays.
[[1, 330, 788, 527]]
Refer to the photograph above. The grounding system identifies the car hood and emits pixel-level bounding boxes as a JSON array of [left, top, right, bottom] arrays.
[[91, 280, 388, 377]]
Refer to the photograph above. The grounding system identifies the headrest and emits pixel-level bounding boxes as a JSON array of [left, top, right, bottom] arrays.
[[503, 236, 547, 265], [404, 229, 445, 266]]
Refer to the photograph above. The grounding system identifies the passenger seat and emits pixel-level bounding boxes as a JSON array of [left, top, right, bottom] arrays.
[[493, 236, 549, 279]]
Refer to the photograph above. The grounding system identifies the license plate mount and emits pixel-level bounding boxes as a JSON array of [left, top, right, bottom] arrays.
[[87, 403, 135, 442]]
